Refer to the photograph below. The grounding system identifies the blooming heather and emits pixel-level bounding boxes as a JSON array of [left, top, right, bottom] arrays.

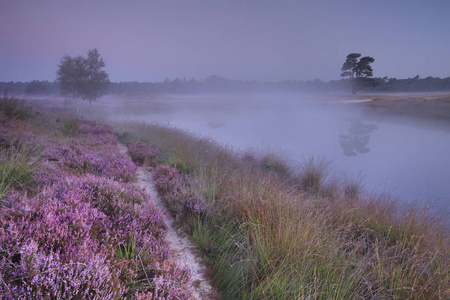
[[1, 116, 193, 299], [127, 141, 162, 167], [152, 165, 211, 221]]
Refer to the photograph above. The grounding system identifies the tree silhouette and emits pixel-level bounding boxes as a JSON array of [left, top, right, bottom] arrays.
[[341, 53, 377, 95], [57, 49, 109, 102]]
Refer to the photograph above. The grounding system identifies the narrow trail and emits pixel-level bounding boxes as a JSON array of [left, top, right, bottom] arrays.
[[118, 144, 215, 299]]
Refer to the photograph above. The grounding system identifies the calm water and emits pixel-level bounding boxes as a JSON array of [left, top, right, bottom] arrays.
[[106, 94, 450, 213]]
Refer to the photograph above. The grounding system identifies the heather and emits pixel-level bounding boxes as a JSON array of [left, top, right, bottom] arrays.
[[126, 141, 162, 167], [0, 99, 193, 299], [117, 121, 449, 299]]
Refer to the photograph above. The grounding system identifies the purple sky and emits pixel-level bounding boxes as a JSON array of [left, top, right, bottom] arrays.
[[1, 0, 450, 82]]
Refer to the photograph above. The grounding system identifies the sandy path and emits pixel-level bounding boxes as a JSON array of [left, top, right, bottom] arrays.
[[118, 144, 215, 299]]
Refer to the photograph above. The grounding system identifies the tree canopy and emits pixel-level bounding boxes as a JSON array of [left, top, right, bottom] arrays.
[[57, 49, 110, 102], [341, 53, 377, 95]]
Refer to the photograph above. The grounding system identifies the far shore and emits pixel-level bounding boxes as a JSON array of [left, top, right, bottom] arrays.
[[22, 92, 450, 123], [353, 93, 450, 122]]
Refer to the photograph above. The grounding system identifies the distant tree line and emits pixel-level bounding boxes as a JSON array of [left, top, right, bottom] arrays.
[[0, 81, 60, 96], [2, 75, 450, 96]]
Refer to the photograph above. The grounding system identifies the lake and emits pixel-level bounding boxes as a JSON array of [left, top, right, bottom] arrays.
[[103, 93, 450, 213]]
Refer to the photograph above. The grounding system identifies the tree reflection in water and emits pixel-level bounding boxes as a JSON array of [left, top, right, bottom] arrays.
[[339, 121, 378, 156]]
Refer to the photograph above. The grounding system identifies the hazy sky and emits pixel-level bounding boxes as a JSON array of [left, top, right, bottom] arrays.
[[1, 0, 450, 82]]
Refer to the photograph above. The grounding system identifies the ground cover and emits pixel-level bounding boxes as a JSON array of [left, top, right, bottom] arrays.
[[0, 96, 193, 299]]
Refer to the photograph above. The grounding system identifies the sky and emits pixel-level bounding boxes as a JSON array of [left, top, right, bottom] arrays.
[[1, 0, 450, 82]]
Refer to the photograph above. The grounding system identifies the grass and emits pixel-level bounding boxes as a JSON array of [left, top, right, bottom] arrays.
[[117, 120, 449, 299], [60, 114, 80, 135], [0, 94, 42, 198], [0, 147, 39, 199], [299, 155, 331, 193]]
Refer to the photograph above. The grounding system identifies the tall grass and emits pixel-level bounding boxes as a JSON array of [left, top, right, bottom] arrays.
[[299, 155, 331, 193], [0, 147, 39, 199], [117, 120, 449, 299]]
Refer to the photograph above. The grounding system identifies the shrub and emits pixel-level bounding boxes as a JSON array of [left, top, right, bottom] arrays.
[[46, 144, 136, 182], [0, 92, 32, 120], [78, 119, 114, 135], [127, 141, 161, 166], [153, 165, 211, 222], [152, 165, 184, 198], [0, 175, 194, 298], [0, 241, 124, 299], [0, 109, 195, 298]]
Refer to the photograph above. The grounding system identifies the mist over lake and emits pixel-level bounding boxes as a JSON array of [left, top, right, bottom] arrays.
[[101, 94, 450, 213]]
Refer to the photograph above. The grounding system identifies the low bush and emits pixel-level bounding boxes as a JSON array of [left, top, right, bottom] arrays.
[[0, 108, 194, 299], [0, 174, 192, 298], [46, 143, 136, 182], [127, 141, 162, 167], [0, 93, 32, 120], [153, 165, 211, 222]]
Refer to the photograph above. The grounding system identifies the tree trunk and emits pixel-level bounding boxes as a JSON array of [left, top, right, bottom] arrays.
[[352, 80, 357, 95]]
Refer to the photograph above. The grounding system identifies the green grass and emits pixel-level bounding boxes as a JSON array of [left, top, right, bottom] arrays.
[[0, 145, 40, 200], [61, 115, 80, 135], [116, 121, 449, 299]]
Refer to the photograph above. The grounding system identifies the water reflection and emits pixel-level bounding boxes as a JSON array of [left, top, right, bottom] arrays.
[[339, 121, 378, 156]]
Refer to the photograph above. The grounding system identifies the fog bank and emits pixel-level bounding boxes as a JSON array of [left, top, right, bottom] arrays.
[[96, 93, 450, 213]]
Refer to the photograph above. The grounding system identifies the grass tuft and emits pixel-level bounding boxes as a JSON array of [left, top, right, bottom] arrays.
[[0, 146, 40, 199], [299, 155, 331, 193]]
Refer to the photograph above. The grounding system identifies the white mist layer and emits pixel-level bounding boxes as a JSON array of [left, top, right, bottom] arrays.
[[105, 94, 450, 212]]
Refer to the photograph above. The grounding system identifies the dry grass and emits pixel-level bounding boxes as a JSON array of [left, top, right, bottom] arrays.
[[116, 120, 450, 299], [359, 94, 450, 122]]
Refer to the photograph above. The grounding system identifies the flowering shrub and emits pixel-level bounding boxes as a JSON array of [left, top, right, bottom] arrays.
[[0, 241, 124, 299], [127, 141, 161, 167], [176, 192, 211, 221], [0, 175, 194, 298], [45, 143, 136, 183], [152, 165, 184, 198], [0, 188, 121, 297], [150, 261, 192, 299], [78, 119, 114, 135], [1, 113, 195, 299], [153, 165, 211, 221], [0, 121, 39, 151]]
